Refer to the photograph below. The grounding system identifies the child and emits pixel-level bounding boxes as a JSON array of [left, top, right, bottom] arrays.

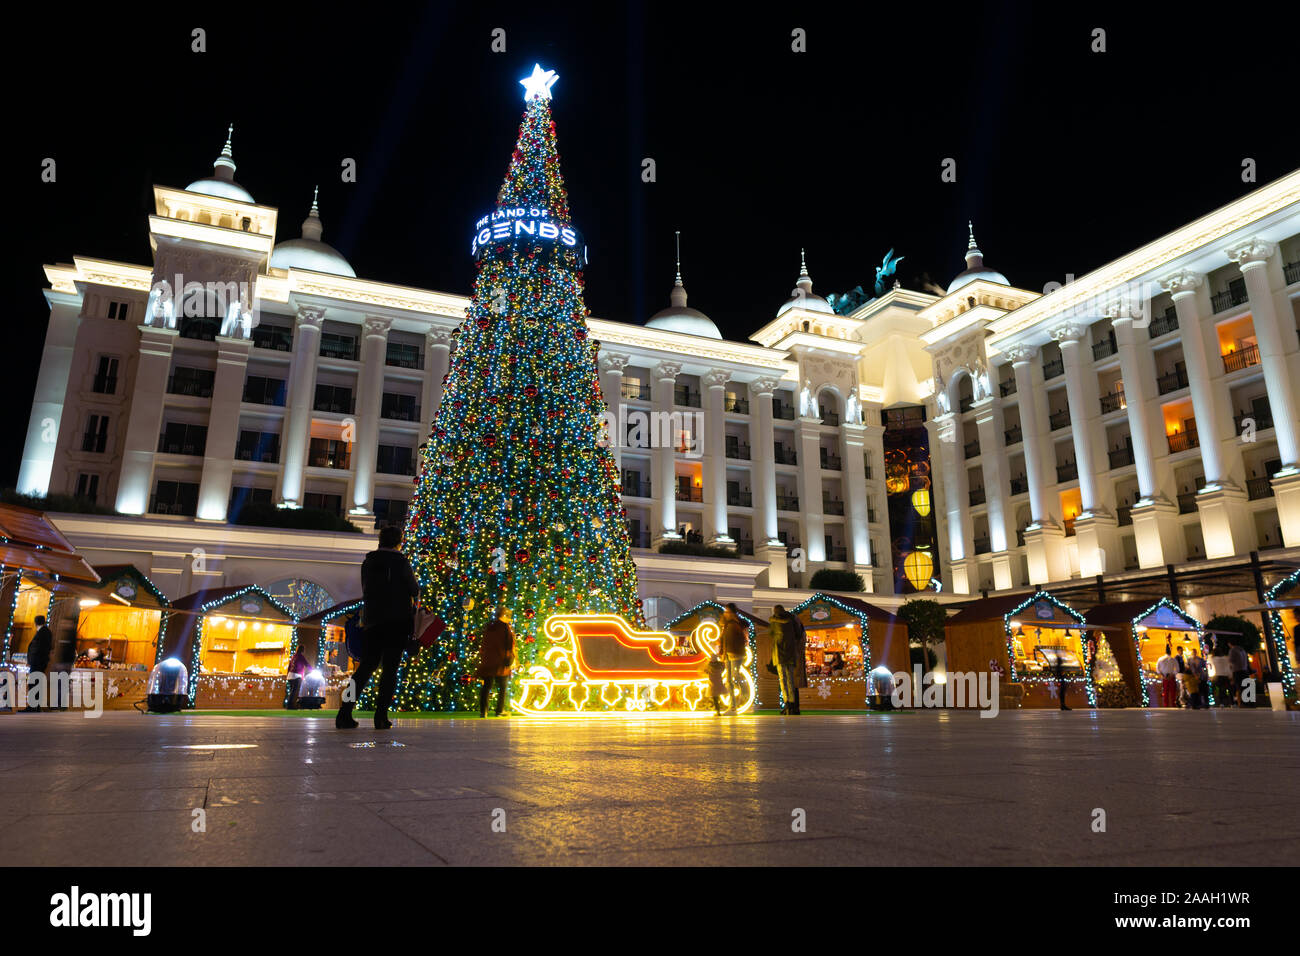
[[706, 653, 727, 716]]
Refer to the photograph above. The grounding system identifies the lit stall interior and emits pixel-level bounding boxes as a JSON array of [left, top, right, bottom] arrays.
[[201, 614, 294, 676], [297, 600, 363, 709], [787, 594, 907, 710], [1083, 598, 1204, 708], [1263, 569, 1300, 682], [71, 567, 170, 672]]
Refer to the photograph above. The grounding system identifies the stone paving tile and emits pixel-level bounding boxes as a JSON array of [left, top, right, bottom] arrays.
[[0, 710, 1294, 865]]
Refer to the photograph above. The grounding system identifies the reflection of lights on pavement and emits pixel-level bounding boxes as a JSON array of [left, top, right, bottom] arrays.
[[163, 744, 258, 750]]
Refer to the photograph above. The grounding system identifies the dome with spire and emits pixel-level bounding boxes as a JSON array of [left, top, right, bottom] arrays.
[[186, 125, 255, 203], [269, 187, 357, 278], [947, 222, 1009, 293], [645, 233, 722, 339], [776, 249, 835, 317]]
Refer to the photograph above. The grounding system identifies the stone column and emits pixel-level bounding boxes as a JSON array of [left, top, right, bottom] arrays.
[[651, 361, 682, 546], [840, 419, 874, 591], [598, 352, 629, 475], [795, 413, 825, 563], [934, 411, 971, 593], [114, 326, 179, 515], [424, 327, 452, 425], [196, 336, 254, 521], [1227, 238, 1300, 547], [1162, 271, 1251, 558], [278, 306, 325, 508], [1005, 344, 1068, 583], [702, 369, 732, 546], [350, 316, 391, 515], [749, 376, 786, 587], [1111, 305, 1183, 567], [1054, 322, 1117, 575], [973, 397, 1017, 589], [18, 292, 81, 496]]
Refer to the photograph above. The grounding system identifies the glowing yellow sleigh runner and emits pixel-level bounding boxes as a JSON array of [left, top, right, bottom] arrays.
[[511, 614, 755, 716]]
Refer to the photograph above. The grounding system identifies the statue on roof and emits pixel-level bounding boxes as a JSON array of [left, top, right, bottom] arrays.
[[874, 248, 904, 296]]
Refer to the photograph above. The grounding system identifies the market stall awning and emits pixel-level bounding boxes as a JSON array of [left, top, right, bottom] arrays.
[[0, 540, 99, 584], [0, 504, 77, 553]]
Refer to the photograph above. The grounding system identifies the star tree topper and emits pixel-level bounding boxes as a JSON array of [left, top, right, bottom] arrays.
[[520, 63, 559, 101]]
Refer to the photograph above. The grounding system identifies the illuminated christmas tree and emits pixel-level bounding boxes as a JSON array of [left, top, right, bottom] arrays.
[[394, 65, 645, 712]]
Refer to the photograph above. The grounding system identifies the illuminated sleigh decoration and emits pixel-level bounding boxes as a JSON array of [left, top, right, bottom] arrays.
[[512, 614, 755, 716]]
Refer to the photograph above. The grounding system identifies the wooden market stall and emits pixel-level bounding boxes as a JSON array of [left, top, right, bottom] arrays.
[[1083, 598, 1205, 708], [665, 600, 765, 707], [162, 585, 298, 708], [782, 593, 909, 710], [945, 590, 1087, 709], [1261, 569, 1299, 696], [295, 599, 362, 709]]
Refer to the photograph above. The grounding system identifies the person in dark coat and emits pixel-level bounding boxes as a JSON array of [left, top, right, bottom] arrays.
[[769, 605, 801, 715], [476, 607, 516, 717], [1053, 656, 1071, 711], [719, 604, 747, 716], [24, 616, 52, 712], [336, 525, 419, 730], [286, 646, 311, 710]]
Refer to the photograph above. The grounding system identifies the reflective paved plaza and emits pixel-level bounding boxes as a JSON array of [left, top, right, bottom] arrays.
[[1, 710, 1296, 866]]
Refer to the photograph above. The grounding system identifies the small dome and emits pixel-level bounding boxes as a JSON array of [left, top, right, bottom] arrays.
[[269, 189, 356, 278], [185, 177, 255, 203], [947, 222, 1009, 293], [647, 285, 722, 339], [186, 125, 255, 203], [776, 249, 835, 317], [270, 239, 356, 277]]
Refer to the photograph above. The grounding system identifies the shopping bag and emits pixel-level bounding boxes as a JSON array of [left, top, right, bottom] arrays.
[[414, 608, 446, 649]]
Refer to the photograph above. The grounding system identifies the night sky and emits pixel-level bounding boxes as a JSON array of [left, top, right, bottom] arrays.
[[5, 2, 1295, 486]]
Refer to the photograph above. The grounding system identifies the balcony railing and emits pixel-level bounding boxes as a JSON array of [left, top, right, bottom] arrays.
[[1063, 517, 1076, 537], [1117, 505, 1133, 527], [1048, 409, 1071, 431], [1247, 476, 1275, 500], [157, 435, 205, 456], [822, 499, 845, 516], [621, 382, 650, 401], [773, 403, 797, 421], [773, 446, 798, 466], [969, 487, 986, 506], [736, 539, 755, 556], [1234, 408, 1273, 432], [1092, 336, 1118, 360], [166, 376, 214, 398], [724, 396, 750, 414], [1010, 477, 1028, 496], [820, 453, 842, 470], [149, 496, 196, 517], [319, 340, 359, 361], [727, 443, 752, 461], [313, 396, 356, 414], [1043, 357, 1065, 380], [622, 481, 651, 498], [1167, 430, 1199, 454], [726, 491, 753, 508], [1177, 491, 1198, 514], [776, 494, 800, 511], [820, 410, 841, 427], [674, 388, 701, 409], [1157, 368, 1189, 394], [1221, 344, 1260, 374], [1004, 424, 1022, 446], [251, 327, 292, 351], [235, 446, 279, 464], [1285, 261, 1300, 285], [307, 451, 351, 470], [963, 439, 980, 459], [1108, 446, 1135, 469], [384, 351, 423, 370], [381, 403, 422, 422], [826, 546, 848, 562], [1056, 462, 1078, 483], [1099, 389, 1126, 414], [675, 486, 703, 502], [974, 537, 991, 555], [959, 396, 974, 414], [999, 379, 1017, 397], [1211, 287, 1249, 313], [631, 531, 651, 549], [1148, 309, 1179, 339]]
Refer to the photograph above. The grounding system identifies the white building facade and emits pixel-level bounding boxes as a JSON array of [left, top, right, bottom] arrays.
[[16, 137, 1300, 618]]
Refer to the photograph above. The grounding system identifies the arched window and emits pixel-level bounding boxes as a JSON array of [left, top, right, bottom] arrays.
[[642, 596, 684, 631], [264, 578, 336, 618]]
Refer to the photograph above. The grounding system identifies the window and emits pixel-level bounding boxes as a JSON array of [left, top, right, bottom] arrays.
[[308, 438, 350, 470], [151, 480, 199, 516], [157, 422, 208, 456], [642, 596, 684, 631], [228, 485, 273, 521], [313, 383, 354, 413], [107, 300, 129, 321], [235, 430, 280, 463], [385, 342, 421, 369], [92, 356, 119, 394], [82, 414, 109, 453], [243, 375, 287, 406], [303, 492, 343, 514], [319, 331, 358, 360], [373, 497, 409, 526], [380, 393, 419, 421], [376, 445, 415, 475], [75, 473, 100, 503], [251, 323, 293, 352], [167, 366, 215, 397]]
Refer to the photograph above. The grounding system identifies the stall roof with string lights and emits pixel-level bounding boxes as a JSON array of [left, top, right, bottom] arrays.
[[785, 593, 909, 709], [1083, 597, 1204, 707]]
